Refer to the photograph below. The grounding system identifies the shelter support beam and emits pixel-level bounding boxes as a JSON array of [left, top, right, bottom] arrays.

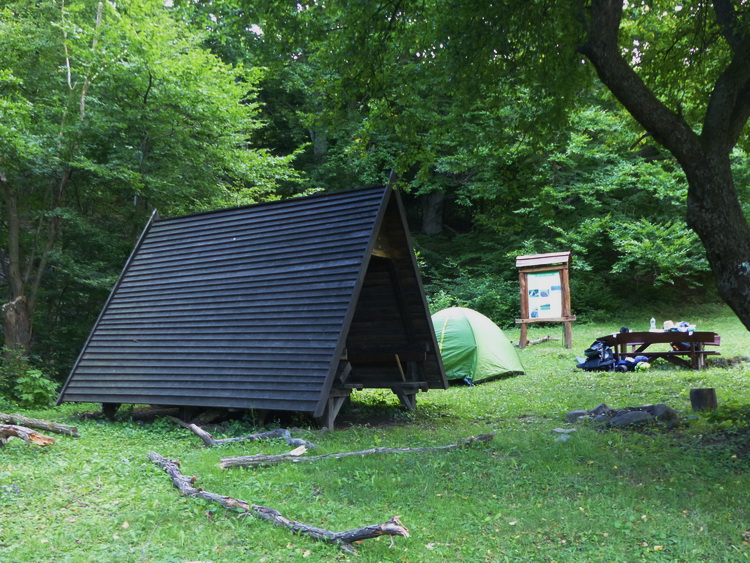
[[393, 389, 417, 411], [318, 388, 351, 429], [102, 403, 121, 420]]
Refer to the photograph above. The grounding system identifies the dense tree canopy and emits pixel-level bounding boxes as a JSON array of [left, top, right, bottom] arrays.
[[201, 0, 750, 324], [3, 0, 750, 388], [0, 0, 298, 367]]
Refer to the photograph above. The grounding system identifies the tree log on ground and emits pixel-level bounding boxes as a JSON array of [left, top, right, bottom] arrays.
[[148, 452, 409, 553], [220, 433, 495, 469], [0, 424, 55, 447], [0, 413, 79, 437], [514, 336, 560, 347], [167, 416, 315, 449]]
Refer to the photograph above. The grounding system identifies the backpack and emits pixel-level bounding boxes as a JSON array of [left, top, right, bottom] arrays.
[[576, 340, 615, 371]]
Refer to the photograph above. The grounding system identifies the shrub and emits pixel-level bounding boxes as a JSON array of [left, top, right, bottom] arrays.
[[425, 275, 519, 327], [0, 347, 58, 408]]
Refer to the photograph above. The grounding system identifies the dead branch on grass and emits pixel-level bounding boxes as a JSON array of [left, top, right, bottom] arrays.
[[148, 452, 408, 553], [220, 433, 495, 469], [0, 424, 56, 447], [0, 413, 79, 437], [167, 416, 316, 449], [513, 335, 560, 347]]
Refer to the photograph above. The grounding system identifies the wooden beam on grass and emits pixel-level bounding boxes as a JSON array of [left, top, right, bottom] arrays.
[[220, 433, 495, 469], [147, 452, 409, 553]]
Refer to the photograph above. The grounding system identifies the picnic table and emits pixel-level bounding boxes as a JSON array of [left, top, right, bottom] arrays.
[[597, 330, 721, 370]]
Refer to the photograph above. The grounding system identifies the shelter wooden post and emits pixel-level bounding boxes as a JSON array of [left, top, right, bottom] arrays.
[[515, 252, 576, 349]]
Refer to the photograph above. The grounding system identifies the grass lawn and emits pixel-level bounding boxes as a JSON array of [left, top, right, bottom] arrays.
[[2, 304, 750, 562]]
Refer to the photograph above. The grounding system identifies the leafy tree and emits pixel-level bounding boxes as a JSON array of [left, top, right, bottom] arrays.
[[239, 0, 750, 326], [577, 0, 750, 328], [0, 0, 298, 359], [171, 1, 750, 327]]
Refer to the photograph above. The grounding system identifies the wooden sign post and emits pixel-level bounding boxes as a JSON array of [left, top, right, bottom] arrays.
[[515, 251, 575, 349]]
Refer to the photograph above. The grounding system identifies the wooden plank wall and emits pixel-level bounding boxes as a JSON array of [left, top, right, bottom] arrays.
[[59, 187, 388, 412]]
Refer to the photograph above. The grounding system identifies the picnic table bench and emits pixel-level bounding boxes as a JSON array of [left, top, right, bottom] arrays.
[[597, 330, 720, 370]]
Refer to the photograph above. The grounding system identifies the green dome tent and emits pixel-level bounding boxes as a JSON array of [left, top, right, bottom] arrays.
[[432, 307, 524, 384]]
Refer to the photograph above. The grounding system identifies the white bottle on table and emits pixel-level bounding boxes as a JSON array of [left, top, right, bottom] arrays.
[[650, 317, 656, 331]]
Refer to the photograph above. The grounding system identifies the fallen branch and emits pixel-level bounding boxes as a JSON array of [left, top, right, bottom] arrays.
[[220, 433, 495, 469], [148, 452, 409, 553], [513, 335, 561, 347], [0, 424, 56, 447], [167, 416, 315, 449], [0, 413, 79, 437]]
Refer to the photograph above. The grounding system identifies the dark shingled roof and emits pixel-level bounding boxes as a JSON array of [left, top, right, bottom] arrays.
[[57, 186, 447, 426]]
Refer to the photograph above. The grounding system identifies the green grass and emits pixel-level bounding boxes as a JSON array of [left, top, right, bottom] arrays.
[[2, 305, 750, 562]]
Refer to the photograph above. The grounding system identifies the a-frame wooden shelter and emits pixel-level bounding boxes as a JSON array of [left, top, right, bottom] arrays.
[[57, 186, 447, 427]]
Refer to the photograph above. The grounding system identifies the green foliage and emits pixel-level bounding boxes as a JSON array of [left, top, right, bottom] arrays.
[[0, 0, 299, 375], [426, 275, 519, 327], [171, 0, 750, 334], [415, 99, 718, 320], [517, 103, 712, 288], [0, 348, 58, 408], [417, 232, 522, 324], [704, 403, 750, 429], [12, 369, 58, 410], [609, 219, 710, 287]]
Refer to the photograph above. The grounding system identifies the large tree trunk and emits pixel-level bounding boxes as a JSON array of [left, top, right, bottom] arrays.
[[684, 159, 750, 328], [2, 296, 31, 354], [421, 191, 445, 235], [1, 180, 32, 353], [578, 0, 750, 330]]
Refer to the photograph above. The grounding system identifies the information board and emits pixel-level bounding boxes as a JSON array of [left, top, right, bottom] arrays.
[[515, 251, 575, 348], [527, 271, 563, 319]]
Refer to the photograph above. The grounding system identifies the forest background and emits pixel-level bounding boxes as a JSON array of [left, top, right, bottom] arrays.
[[1, 0, 749, 405]]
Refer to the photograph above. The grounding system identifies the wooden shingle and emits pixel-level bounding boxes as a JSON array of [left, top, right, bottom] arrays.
[[57, 186, 447, 426]]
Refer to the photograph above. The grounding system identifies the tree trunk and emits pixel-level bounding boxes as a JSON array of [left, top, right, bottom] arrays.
[[148, 452, 410, 553], [1, 180, 31, 353], [2, 296, 31, 354], [0, 425, 55, 447], [309, 126, 328, 163], [578, 0, 750, 330], [220, 433, 494, 469], [167, 417, 316, 449], [0, 413, 79, 437], [684, 161, 750, 330], [421, 191, 445, 235]]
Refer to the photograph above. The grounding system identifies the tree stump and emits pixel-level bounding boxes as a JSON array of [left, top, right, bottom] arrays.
[[690, 388, 718, 411]]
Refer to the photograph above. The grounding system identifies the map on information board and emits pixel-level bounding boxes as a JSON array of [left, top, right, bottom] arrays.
[[527, 271, 562, 319]]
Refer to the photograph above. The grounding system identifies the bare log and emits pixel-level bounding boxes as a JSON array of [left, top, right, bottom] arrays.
[[220, 433, 495, 469], [0, 424, 55, 447], [167, 416, 315, 449], [0, 413, 79, 437], [148, 452, 409, 553], [513, 335, 561, 348]]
